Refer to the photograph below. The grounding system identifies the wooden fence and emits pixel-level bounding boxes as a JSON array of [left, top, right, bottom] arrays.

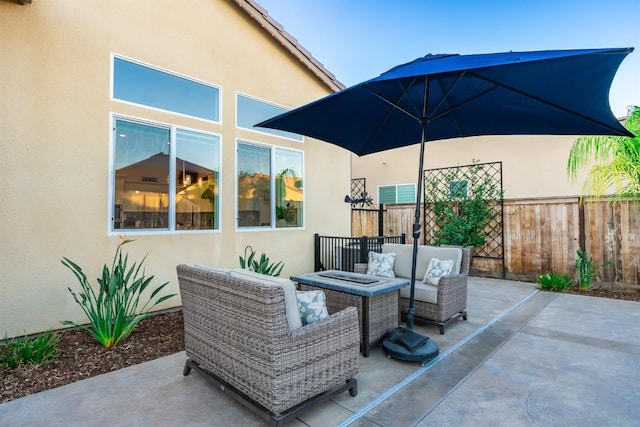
[[352, 198, 640, 285]]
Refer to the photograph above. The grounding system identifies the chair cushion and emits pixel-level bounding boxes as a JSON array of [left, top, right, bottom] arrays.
[[296, 290, 329, 325], [423, 257, 455, 286], [194, 264, 231, 275], [229, 268, 303, 330], [383, 243, 462, 280], [399, 282, 438, 304], [366, 251, 396, 277]]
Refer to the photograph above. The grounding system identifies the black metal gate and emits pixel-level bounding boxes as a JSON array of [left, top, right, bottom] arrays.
[[314, 233, 406, 272]]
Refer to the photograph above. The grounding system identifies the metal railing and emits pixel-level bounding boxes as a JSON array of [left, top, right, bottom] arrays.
[[314, 233, 406, 272]]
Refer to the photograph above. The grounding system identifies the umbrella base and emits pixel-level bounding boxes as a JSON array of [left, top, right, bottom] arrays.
[[382, 327, 439, 366]]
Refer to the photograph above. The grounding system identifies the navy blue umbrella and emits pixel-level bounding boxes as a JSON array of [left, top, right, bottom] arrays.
[[258, 48, 634, 332]]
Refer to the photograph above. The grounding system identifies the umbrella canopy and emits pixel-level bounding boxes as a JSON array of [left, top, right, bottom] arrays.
[[258, 48, 633, 155], [257, 47, 634, 330]]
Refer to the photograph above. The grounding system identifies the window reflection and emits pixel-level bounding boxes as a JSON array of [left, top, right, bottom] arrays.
[[175, 129, 219, 230], [275, 148, 303, 228], [112, 119, 220, 231], [237, 143, 271, 227], [113, 57, 220, 122], [236, 94, 302, 141], [236, 142, 304, 229], [114, 120, 170, 230]]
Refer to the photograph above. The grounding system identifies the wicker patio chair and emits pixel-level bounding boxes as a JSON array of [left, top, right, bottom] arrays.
[[176, 265, 360, 426]]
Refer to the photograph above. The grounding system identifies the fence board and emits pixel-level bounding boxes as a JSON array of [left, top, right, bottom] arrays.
[[384, 205, 417, 242], [352, 205, 417, 242], [351, 209, 374, 237], [619, 201, 640, 284]]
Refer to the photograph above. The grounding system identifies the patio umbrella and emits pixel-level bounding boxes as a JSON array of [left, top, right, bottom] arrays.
[[257, 48, 634, 336]]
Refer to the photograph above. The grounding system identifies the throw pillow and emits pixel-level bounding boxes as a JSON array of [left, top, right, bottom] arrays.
[[296, 290, 329, 326], [423, 257, 455, 286], [366, 251, 396, 277]]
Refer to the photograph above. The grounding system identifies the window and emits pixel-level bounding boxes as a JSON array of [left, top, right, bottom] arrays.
[[113, 56, 220, 122], [175, 129, 220, 230], [237, 94, 302, 141], [449, 180, 468, 199], [275, 148, 303, 228], [378, 184, 416, 205], [112, 117, 220, 232], [237, 143, 271, 227], [237, 141, 303, 228]]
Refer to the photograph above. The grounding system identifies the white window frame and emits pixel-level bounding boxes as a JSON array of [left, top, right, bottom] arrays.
[[111, 53, 222, 124], [108, 114, 222, 235], [377, 183, 416, 205], [235, 138, 305, 231], [236, 92, 303, 142]]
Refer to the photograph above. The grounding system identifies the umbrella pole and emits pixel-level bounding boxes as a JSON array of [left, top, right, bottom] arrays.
[[406, 122, 427, 330], [380, 122, 439, 366]]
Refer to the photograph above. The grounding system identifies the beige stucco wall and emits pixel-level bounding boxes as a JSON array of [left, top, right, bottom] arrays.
[[352, 134, 592, 201], [0, 0, 351, 336]]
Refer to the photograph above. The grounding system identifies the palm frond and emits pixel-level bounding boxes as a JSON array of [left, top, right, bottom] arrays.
[[568, 106, 640, 201]]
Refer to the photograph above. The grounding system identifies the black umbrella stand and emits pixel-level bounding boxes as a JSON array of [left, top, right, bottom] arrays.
[[382, 121, 439, 365]]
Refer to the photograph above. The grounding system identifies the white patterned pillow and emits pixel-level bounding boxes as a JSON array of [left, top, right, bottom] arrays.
[[423, 257, 455, 286], [296, 290, 329, 325], [366, 251, 396, 278]]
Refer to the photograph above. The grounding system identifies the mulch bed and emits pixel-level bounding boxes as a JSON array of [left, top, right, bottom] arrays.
[[0, 310, 184, 404], [561, 287, 640, 301]]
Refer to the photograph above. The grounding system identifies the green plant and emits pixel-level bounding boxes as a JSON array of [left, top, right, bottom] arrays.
[[1, 331, 59, 370], [276, 204, 294, 222], [575, 247, 611, 291], [276, 168, 300, 225], [567, 105, 640, 201], [239, 245, 284, 276], [432, 194, 493, 247], [61, 236, 176, 348], [430, 162, 502, 248], [537, 273, 572, 292]]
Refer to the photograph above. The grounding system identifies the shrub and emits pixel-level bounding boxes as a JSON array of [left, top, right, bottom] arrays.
[[61, 236, 176, 348], [576, 247, 611, 291], [428, 161, 503, 248], [537, 273, 572, 292], [239, 246, 284, 277], [1, 331, 59, 370]]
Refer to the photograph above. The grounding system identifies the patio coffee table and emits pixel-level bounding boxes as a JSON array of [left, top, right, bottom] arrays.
[[291, 270, 410, 357]]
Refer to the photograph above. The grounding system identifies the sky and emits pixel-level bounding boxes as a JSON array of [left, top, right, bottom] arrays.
[[258, 0, 639, 117]]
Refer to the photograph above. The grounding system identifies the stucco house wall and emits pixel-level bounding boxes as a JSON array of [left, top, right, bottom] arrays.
[[0, 0, 351, 336], [351, 134, 593, 201]]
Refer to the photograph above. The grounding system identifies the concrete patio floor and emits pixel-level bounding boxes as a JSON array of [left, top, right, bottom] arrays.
[[1, 276, 639, 426]]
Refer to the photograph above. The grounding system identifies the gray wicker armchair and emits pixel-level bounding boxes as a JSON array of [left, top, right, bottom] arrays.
[[177, 265, 359, 426], [399, 246, 470, 334]]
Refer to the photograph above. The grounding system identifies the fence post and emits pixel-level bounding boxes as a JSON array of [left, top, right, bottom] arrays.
[[401, 233, 406, 244], [578, 201, 585, 251], [378, 203, 384, 236], [360, 235, 369, 263], [314, 233, 321, 271]]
